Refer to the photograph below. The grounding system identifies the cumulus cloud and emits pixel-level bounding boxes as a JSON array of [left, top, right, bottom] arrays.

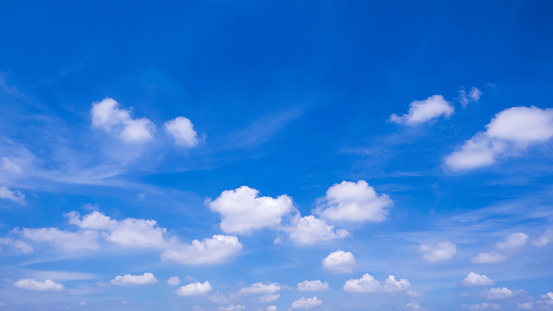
[[165, 116, 199, 147], [462, 272, 494, 286], [471, 251, 507, 264], [259, 294, 280, 303], [404, 301, 426, 311], [168, 276, 180, 286], [463, 302, 502, 310], [445, 106, 553, 171], [218, 305, 245, 311], [288, 215, 350, 246], [0, 185, 25, 205], [297, 280, 329, 291], [91, 98, 156, 143], [207, 186, 294, 235], [322, 250, 356, 273], [419, 241, 456, 263], [239, 282, 281, 295], [315, 180, 393, 223], [390, 95, 454, 126], [459, 87, 482, 108], [0, 237, 33, 253], [343, 273, 381, 293], [383, 275, 412, 293], [176, 281, 212, 296], [534, 230, 553, 247], [14, 278, 64, 291], [495, 232, 528, 250], [484, 287, 519, 300], [290, 297, 322, 309], [110, 273, 157, 286], [161, 235, 242, 265], [17, 227, 100, 252]]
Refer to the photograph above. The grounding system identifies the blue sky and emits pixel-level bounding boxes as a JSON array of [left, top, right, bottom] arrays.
[[1, 1, 553, 310]]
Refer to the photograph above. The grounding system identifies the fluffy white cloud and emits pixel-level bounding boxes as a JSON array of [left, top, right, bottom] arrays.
[[259, 293, 280, 303], [534, 230, 553, 247], [288, 215, 349, 246], [315, 180, 392, 223], [445, 106, 553, 171], [0, 237, 33, 253], [463, 302, 502, 310], [18, 227, 99, 252], [168, 276, 181, 286], [110, 273, 157, 286], [176, 281, 212, 296], [343, 273, 381, 293], [484, 287, 516, 300], [0, 185, 25, 205], [267, 306, 277, 311], [419, 241, 456, 263], [239, 282, 281, 295], [462, 272, 494, 286], [383, 275, 412, 293], [390, 95, 454, 126], [290, 297, 322, 309], [165, 116, 199, 147], [14, 278, 64, 291], [297, 280, 329, 291], [218, 305, 245, 311], [91, 98, 155, 143], [162, 235, 242, 265], [404, 301, 426, 311], [322, 250, 356, 273], [471, 251, 507, 264], [459, 87, 482, 107], [208, 186, 294, 235], [495, 232, 528, 250]]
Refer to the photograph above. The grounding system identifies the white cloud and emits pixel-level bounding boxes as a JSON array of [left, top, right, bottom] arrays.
[[471, 251, 507, 264], [1, 157, 23, 173], [168, 276, 180, 286], [66, 211, 116, 230], [390, 95, 454, 126], [383, 275, 412, 293], [518, 302, 533, 310], [463, 302, 502, 310], [462, 272, 494, 286], [165, 116, 199, 147], [322, 250, 356, 273], [297, 280, 329, 291], [459, 87, 482, 108], [259, 293, 280, 303], [161, 235, 242, 265], [110, 273, 157, 286], [533, 230, 553, 247], [267, 306, 277, 311], [91, 98, 155, 143], [445, 106, 553, 171], [315, 180, 393, 223], [290, 297, 322, 309], [208, 186, 294, 235], [419, 241, 456, 263], [0, 237, 33, 253], [495, 232, 528, 250], [18, 227, 99, 252], [218, 305, 245, 311], [343, 273, 381, 293], [176, 281, 212, 296], [484, 287, 516, 300], [288, 215, 350, 246], [404, 301, 426, 311], [239, 282, 281, 295], [0, 186, 25, 205], [14, 278, 64, 291]]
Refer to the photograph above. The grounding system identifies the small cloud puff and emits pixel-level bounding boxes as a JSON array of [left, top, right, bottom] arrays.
[[167, 276, 180, 286], [176, 281, 212, 296], [322, 250, 356, 273], [110, 273, 157, 286], [287, 215, 350, 246], [0, 185, 25, 205], [419, 241, 456, 263], [471, 251, 507, 264], [164, 116, 199, 147], [390, 95, 454, 126], [290, 297, 322, 309], [462, 272, 494, 286], [297, 280, 329, 291], [14, 278, 64, 291]]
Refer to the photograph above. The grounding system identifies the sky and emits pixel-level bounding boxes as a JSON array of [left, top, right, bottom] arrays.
[[1, 1, 553, 310]]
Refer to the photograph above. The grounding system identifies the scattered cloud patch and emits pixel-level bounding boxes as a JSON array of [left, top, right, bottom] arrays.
[[404, 301, 426, 311], [168, 276, 180, 286], [315, 180, 392, 223], [259, 293, 280, 303], [14, 278, 64, 291], [462, 272, 494, 286], [534, 230, 553, 247], [297, 280, 329, 291], [176, 281, 212, 296], [165, 116, 199, 147], [459, 87, 482, 107], [322, 250, 356, 273], [288, 215, 349, 246], [239, 282, 281, 295], [343, 273, 381, 293], [267, 306, 277, 311], [462, 302, 502, 310], [0, 237, 33, 253], [390, 95, 454, 126], [207, 186, 294, 235], [471, 251, 507, 264], [419, 241, 456, 263], [445, 106, 553, 171], [218, 305, 245, 311], [162, 235, 242, 265], [0, 186, 25, 205], [484, 287, 522, 300], [17, 227, 100, 252], [290, 297, 322, 309], [495, 232, 528, 250], [110, 273, 157, 286]]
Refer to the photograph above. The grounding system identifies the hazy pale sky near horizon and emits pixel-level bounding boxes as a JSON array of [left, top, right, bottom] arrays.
[[1, 1, 553, 310]]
